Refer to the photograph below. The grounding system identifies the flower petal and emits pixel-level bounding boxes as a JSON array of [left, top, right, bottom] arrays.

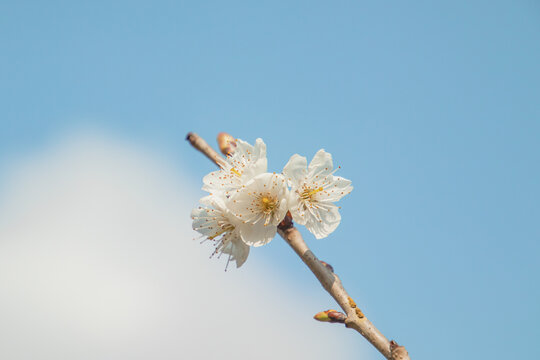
[[252, 138, 267, 160], [308, 149, 333, 179], [283, 154, 307, 187], [304, 203, 341, 239], [218, 233, 250, 268], [202, 169, 237, 194], [241, 157, 267, 183], [316, 176, 353, 203], [272, 196, 290, 225], [237, 221, 277, 247], [202, 138, 268, 194], [287, 192, 307, 225], [228, 138, 267, 176], [228, 172, 288, 225], [191, 206, 221, 237]]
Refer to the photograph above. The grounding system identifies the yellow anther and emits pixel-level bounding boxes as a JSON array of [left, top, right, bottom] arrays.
[[261, 196, 276, 212], [308, 187, 324, 196], [230, 168, 242, 176]]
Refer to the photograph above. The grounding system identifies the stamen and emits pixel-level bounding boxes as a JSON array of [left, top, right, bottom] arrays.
[[308, 187, 324, 196], [301, 186, 324, 200], [261, 196, 276, 212], [225, 254, 232, 272], [230, 168, 242, 176], [208, 225, 235, 240]]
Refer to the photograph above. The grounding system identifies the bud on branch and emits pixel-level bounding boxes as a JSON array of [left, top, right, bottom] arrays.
[[314, 309, 347, 323], [217, 132, 237, 156]]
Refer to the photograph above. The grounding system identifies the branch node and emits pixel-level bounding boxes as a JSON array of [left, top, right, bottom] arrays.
[[320, 261, 334, 272], [390, 340, 410, 360], [277, 211, 294, 231]]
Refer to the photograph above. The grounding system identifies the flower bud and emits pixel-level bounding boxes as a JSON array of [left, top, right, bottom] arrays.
[[327, 310, 347, 323], [217, 132, 237, 156], [313, 310, 332, 322], [278, 211, 294, 230], [313, 309, 346, 323]]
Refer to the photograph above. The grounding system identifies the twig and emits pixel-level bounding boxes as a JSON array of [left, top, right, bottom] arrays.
[[186, 132, 227, 168], [277, 215, 395, 358], [186, 132, 410, 360]]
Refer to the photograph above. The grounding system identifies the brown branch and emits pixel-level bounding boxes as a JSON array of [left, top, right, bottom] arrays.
[[390, 341, 411, 360], [277, 216, 395, 358], [186, 132, 227, 169], [186, 132, 411, 360]]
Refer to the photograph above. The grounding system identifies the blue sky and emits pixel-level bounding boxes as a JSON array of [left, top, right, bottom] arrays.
[[1, 1, 539, 359]]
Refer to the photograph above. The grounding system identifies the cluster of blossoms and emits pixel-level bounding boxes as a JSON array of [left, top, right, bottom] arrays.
[[191, 138, 353, 270]]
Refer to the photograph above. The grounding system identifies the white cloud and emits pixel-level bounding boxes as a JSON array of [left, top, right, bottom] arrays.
[[0, 132, 364, 360]]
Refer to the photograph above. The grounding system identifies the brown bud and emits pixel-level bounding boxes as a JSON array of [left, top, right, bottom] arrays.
[[278, 211, 294, 230], [390, 341, 410, 360], [217, 132, 236, 156], [313, 310, 346, 323], [320, 261, 334, 272], [327, 310, 347, 323]]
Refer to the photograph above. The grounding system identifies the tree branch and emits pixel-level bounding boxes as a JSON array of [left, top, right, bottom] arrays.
[[186, 132, 410, 360], [186, 132, 227, 168]]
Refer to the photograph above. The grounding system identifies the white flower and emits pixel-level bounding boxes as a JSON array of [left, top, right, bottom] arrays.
[[283, 149, 353, 239], [191, 196, 250, 269], [202, 138, 267, 195], [228, 172, 289, 247]]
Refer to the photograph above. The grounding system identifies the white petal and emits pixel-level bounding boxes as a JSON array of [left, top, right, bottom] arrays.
[[252, 138, 267, 160], [199, 194, 222, 207], [198, 195, 213, 207], [227, 187, 263, 224], [315, 176, 353, 203], [190, 206, 220, 237], [241, 157, 267, 182], [218, 233, 250, 268], [228, 172, 288, 224], [287, 192, 307, 225], [228, 138, 267, 178], [202, 169, 238, 193], [232, 138, 255, 158], [304, 203, 341, 239], [237, 221, 277, 247], [283, 154, 307, 187], [202, 138, 268, 194], [272, 194, 289, 225], [308, 149, 333, 180]]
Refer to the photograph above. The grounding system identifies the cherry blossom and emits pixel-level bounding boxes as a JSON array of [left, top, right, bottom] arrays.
[[191, 196, 249, 269], [202, 138, 267, 195], [283, 150, 353, 239], [228, 172, 289, 246]]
